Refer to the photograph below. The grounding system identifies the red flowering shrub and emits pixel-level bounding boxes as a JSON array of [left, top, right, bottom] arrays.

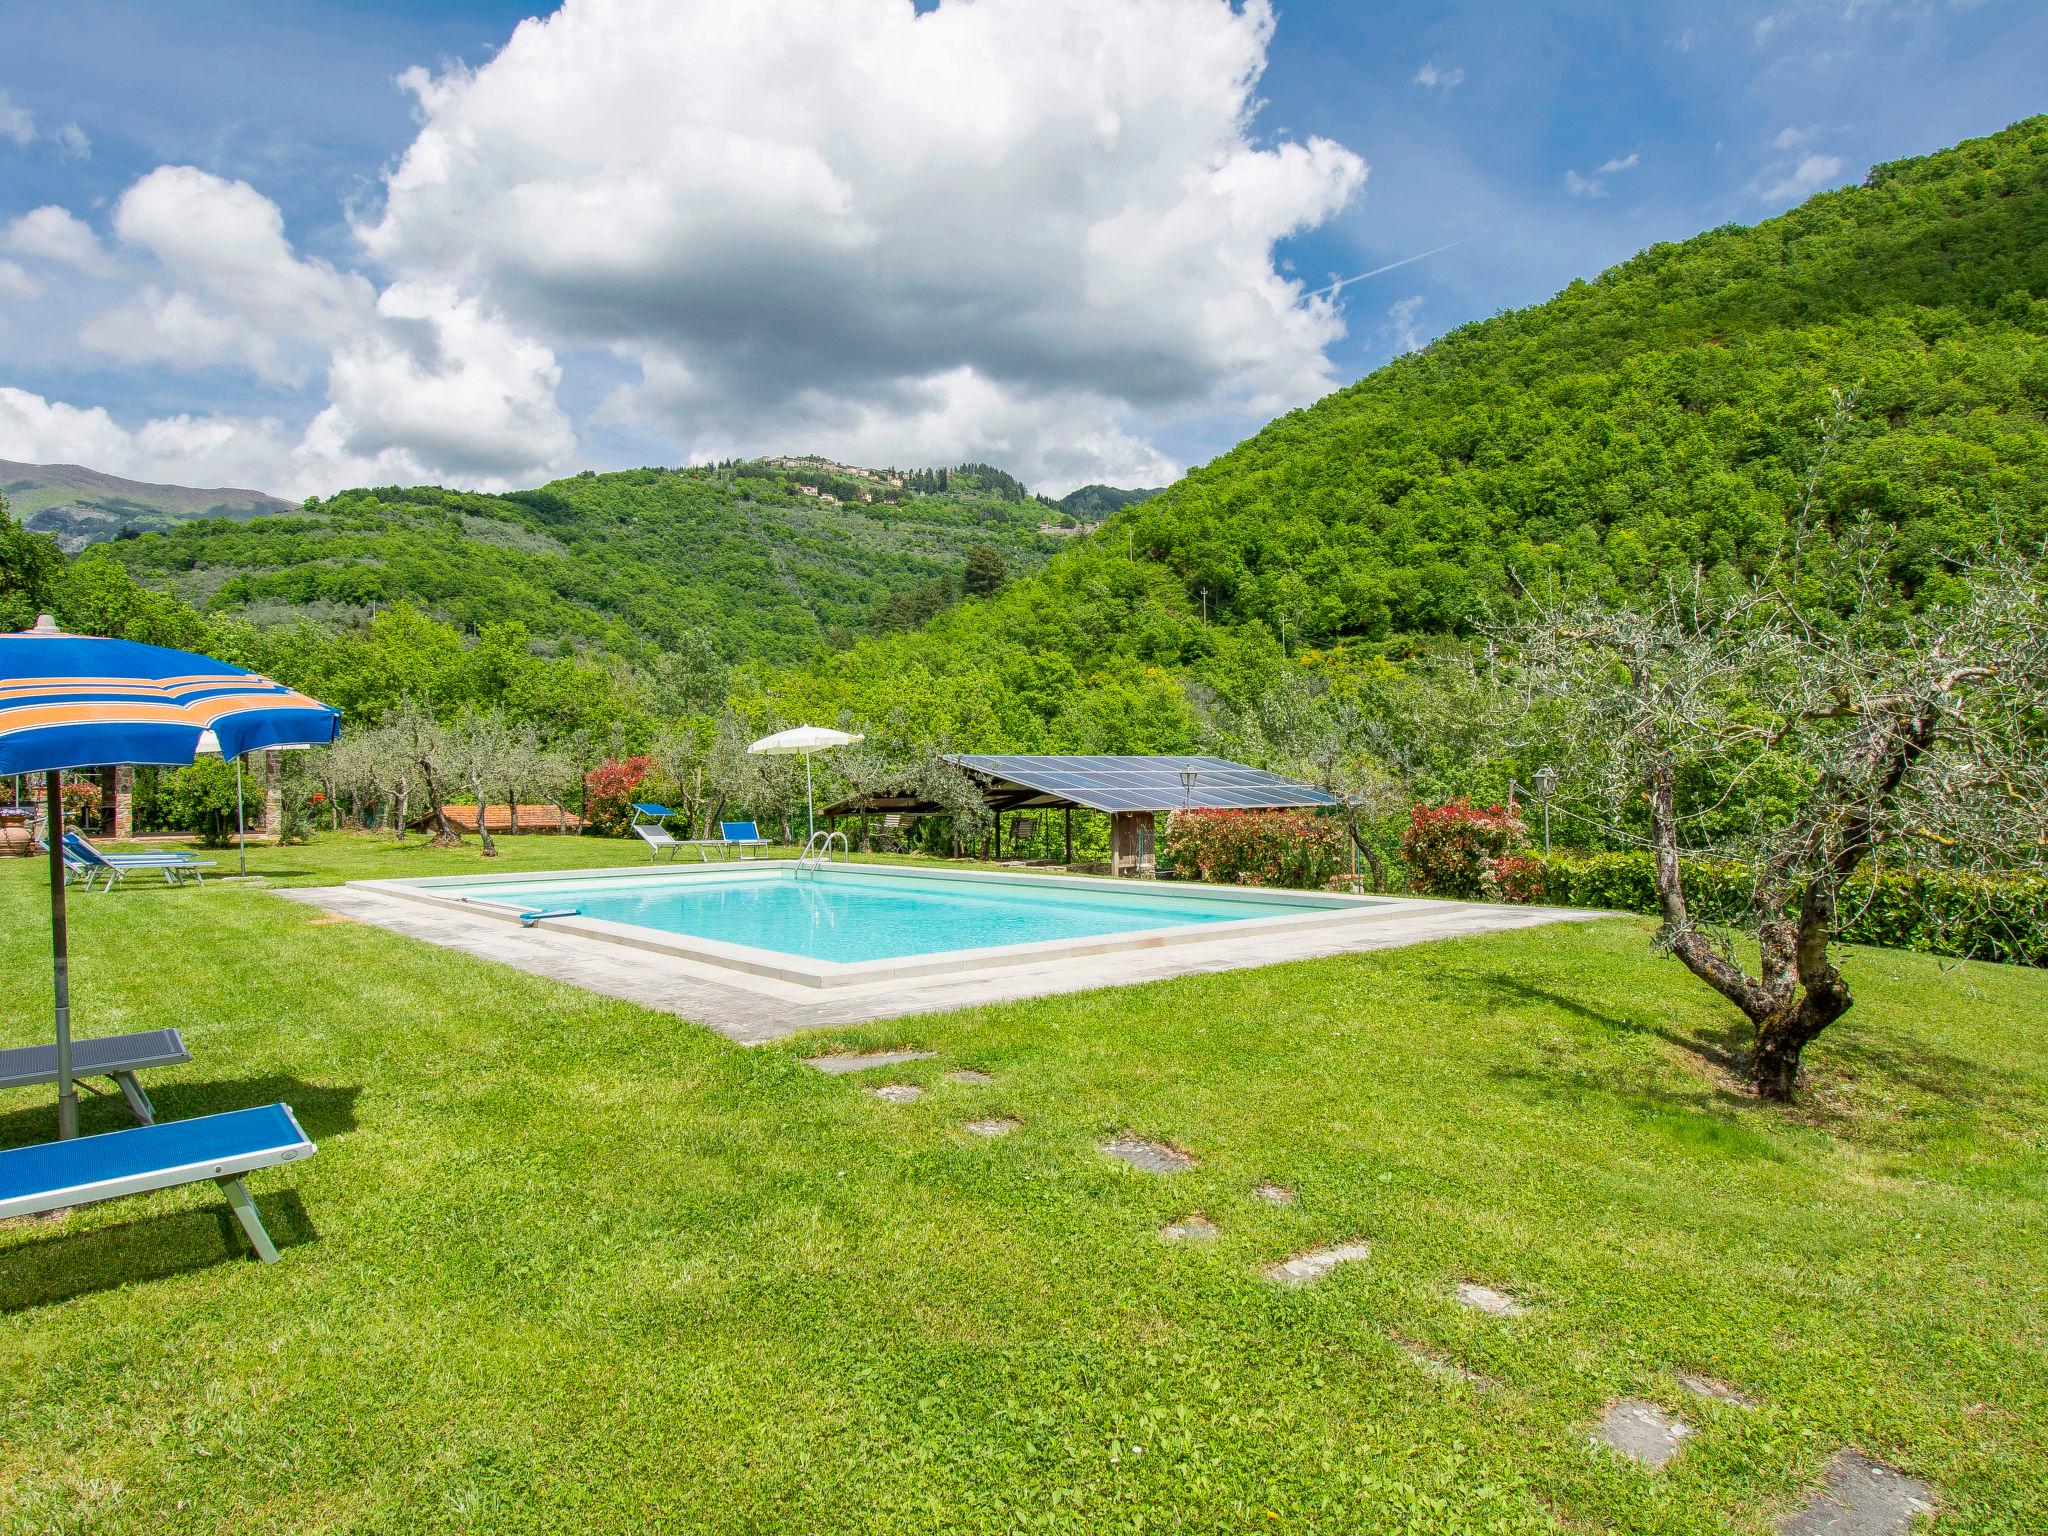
[[1488, 852, 1546, 904], [583, 755, 655, 837], [1400, 799, 1528, 899], [1165, 808, 1350, 890]]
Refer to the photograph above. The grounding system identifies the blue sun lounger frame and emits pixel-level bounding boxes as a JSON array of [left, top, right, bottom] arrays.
[[0, 1103, 315, 1263], [719, 821, 771, 858], [63, 832, 215, 893]]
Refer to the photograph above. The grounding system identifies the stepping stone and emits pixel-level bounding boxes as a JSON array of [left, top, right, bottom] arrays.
[[1262, 1240, 1371, 1287], [804, 1050, 937, 1075], [1593, 1398, 1692, 1470], [1391, 1335, 1491, 1388], [1455, 1281, 1529, 1317], [945, 1069, 995, 1085], [869, 1083, 923, 1104], [962, 1118, 1020, 1138], [1677, 1371, 1759, 1409], [1101, 1135, 1196, 1173], [1160, 1214, 1218, 1242], [1778, 1451, 1934, 1536], [1252, 1182, 1296, 1206]]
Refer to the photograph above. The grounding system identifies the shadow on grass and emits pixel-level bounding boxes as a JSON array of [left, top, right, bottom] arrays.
[[1464, 969, 1750, 1076], [0, 1189, 319, 1310], [0, 1077, 361, 1152], [1465, 967, 2021, 1146]]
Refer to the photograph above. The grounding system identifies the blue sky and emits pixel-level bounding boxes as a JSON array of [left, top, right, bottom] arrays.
[[1, 0, 2042, 496]]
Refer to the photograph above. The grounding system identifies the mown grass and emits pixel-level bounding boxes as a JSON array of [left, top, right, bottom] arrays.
[[2, 834, 2043, 1533]]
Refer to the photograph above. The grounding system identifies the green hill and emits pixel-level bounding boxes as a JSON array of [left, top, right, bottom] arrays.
[[103, 460, 1068, 667], [1, 460, 292, 553], [1051, 484, 1162, 522], [760, 117, 2048, 747]]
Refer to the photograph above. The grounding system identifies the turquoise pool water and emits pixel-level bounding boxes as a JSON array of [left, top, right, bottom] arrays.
[[444, 869, 1324, 964]]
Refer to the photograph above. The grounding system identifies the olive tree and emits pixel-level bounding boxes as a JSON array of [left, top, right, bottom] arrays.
[[1510, 552, 2047, 1100]]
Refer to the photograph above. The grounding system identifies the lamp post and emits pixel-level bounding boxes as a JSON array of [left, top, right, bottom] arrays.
[[1532, 764, 1558, 854], [1178, 767, 1198, 811]]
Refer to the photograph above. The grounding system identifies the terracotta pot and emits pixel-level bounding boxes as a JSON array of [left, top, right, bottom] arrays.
[[0, 816, 32, 858]]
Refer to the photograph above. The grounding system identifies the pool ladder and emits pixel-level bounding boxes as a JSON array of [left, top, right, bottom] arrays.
[[796, 829, 849, 874]]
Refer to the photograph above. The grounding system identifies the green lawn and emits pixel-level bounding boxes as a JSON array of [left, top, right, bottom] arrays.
[[2, 834, 2043, 1533]]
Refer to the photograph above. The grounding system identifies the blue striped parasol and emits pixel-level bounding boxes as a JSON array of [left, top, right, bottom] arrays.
[[2, 615, 340, 1139]]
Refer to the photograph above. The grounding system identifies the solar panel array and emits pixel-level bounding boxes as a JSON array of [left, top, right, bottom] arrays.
[[948, 754, 1342, 814]]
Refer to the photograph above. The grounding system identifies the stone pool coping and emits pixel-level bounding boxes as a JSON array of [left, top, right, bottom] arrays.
[[285, 863, 1607, 1044], [346, 860, 1426, 990]]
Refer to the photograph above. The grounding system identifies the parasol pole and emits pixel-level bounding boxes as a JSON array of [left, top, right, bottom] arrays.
[[47, 769, 77, 1140], [805, 754, 814, 844], [234, 753, 248, 875]]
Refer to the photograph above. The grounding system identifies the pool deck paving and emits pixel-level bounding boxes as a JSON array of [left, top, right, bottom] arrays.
[[279, 883, 1603, 1046]]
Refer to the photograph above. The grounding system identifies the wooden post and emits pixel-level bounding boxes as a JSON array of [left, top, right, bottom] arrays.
[[1064, 806, 1072, 865], [993, 812, 1001, 860], [1110, 811, 1157, 877]]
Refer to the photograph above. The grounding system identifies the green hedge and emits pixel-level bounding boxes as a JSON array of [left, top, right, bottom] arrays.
[[1530, 851, 2048, 967]]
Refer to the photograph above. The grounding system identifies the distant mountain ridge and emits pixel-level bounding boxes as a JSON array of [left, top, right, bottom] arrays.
[[1, 460, 294, 553]]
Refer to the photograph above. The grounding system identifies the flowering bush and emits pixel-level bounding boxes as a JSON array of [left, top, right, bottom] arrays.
[[583, 755, 656, 837], [1488, 851, 1547, 904], [1401, 799, 1529, 899], [1164, 808, 1350, 890], [59, 779, 102, 820]]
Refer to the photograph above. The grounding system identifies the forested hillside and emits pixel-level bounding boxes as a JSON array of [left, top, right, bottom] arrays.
[[5, 118, 2044, 835], [757, 117, 2048, 748], [102, 459, 1071, 667]]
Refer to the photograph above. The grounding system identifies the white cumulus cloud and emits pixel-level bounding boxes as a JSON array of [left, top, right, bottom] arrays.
[[80, 166, 378, 385], [1380, 294, 1425, 354], [0, 90, 32, 147], [355, 0, 1365, 492], [2, 206, 116, 276], [1412, 61, 1465, 93], [0, 260, 41, 301], [1760, 152, 1845, 204], [1566, 150, 1641, 199], [5, 0, 1366, 498]]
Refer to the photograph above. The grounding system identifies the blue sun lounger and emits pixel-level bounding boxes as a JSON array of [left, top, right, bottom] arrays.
[[719, 821, 771, 858], [62, 832, 215, 893], [0, 1103, 315, 1263]]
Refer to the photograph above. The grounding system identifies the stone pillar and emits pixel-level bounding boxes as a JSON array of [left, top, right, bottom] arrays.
[[263, 751, 283, 835], [97, 764, 132, 837]]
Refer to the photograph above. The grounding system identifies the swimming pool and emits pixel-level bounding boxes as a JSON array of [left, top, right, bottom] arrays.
[[368, 862, 1391, 988]]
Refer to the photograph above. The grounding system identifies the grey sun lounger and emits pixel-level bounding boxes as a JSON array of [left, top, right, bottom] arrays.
[[632, 803, 741, 862], [0, 1103, 315, 1263], [0, 1027, 190, 1125], [631, 802, 686, 861]]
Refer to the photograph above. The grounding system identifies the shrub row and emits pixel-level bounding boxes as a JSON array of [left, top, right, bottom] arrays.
[[1164, 808, 1350, 891], [1528, 850, 2048, 967]]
